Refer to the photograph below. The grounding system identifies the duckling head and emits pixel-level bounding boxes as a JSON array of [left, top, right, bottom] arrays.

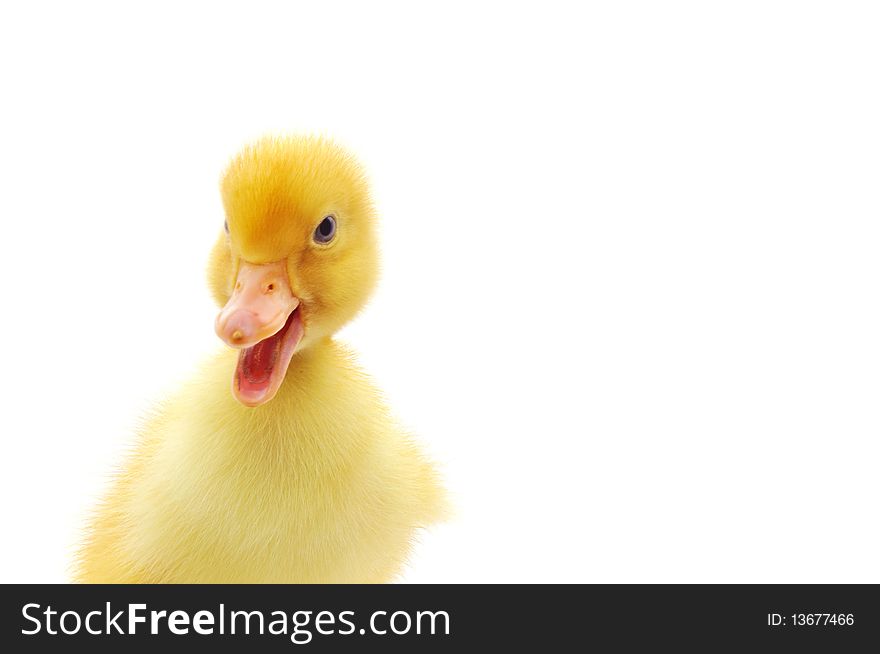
[[209, 135, 378, 406]]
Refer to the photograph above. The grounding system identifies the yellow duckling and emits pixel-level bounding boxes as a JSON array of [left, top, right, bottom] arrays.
[[75, 135, 446, 583]]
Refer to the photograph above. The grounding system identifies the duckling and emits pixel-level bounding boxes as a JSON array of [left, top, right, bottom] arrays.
[[75, 135, 446, 583]]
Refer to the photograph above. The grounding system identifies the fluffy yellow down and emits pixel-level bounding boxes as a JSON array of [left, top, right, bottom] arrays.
[[75, 135, 446, 583]]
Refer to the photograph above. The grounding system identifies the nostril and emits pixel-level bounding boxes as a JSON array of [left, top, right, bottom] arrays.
[[265, 282, 275, 294]]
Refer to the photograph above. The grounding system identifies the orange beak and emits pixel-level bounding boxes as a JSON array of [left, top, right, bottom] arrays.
[[215, 260, 304, 406]]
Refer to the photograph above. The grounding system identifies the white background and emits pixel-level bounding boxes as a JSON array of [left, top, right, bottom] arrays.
[[1, 1, 878, 583]]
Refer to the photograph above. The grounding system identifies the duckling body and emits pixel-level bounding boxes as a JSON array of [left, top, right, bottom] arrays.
[[76, 136, 445, 583], [78, 342, 443, 583]]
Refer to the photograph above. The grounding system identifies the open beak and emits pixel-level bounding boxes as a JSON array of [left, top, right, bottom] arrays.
[[214, 259, 304, 406]]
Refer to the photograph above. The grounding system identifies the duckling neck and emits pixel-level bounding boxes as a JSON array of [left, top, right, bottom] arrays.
[[273, 337, 337, 404], [230, 338, 364, 444]]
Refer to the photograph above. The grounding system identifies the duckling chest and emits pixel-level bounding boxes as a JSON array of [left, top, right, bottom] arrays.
[[127, 413, 372, 579]]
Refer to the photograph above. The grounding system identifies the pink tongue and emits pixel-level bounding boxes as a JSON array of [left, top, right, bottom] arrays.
[[240, 332, 282, 385], [233, 309, 299, 401]]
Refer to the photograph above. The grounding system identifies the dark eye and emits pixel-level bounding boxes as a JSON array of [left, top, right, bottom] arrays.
[[314, 215, 336, 244], [224, 220, 229, 234]]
